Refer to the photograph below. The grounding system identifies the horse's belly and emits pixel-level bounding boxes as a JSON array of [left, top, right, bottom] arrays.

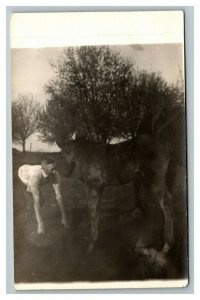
[[105, 165, 134, 186], [77, 156, 136, 187]]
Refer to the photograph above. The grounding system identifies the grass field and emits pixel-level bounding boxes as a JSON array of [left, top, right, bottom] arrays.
[[12, 149, 188, 284]]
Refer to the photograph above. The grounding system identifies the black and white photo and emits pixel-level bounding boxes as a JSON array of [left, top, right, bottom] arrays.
[[11, 11, 188, 289]]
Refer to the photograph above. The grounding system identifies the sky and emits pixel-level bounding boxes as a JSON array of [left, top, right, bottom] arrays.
[[11, 44, 184, 152]]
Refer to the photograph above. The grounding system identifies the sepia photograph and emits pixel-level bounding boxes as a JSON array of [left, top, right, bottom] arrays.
[[10, 11, 188, 289]]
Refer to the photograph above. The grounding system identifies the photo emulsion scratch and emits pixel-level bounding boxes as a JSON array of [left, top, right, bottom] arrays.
[[11, 11, 188, 289]]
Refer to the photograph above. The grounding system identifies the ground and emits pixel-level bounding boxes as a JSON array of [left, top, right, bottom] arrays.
[[12, 150, 188, 284]]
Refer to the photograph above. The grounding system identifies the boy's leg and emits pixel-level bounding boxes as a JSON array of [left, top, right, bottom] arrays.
[[39, 192, 45, 207], [17, 178, 33, 211]]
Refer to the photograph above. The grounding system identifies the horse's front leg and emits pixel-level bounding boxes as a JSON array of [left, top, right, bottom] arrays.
[[87, 185, 102, 252], [132, 171, 144, 218]]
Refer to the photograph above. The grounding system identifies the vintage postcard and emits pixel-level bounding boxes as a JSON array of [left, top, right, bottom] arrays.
[[11, 11, 188, 289]]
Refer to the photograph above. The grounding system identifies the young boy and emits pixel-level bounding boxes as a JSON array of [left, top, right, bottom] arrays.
[[18, 157, 69, 234]]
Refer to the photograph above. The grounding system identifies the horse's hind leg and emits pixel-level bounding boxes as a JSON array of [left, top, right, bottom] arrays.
[[160, 186, 174, 253], [87, 185, 102, 252], [150, 180, 174, 253]]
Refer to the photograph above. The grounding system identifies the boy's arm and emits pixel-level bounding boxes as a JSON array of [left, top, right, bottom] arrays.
[[31, 183, 45, 234]]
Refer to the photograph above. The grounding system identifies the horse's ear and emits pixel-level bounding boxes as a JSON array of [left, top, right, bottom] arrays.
[[72, 132, 76, 140], [56, 133, 75, 148]]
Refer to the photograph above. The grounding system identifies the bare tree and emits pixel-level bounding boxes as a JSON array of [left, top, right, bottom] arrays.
[[12, 94, 39, 153], [39, 46, 135, 144]]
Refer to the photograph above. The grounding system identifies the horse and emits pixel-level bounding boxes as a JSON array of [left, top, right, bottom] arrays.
[[58, 135, 173, 253]]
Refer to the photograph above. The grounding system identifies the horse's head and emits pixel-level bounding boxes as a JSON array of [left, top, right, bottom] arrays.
[[57, 138, 76, 177]]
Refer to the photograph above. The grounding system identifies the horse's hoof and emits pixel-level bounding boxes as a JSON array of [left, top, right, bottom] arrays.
[[162, 243, 171, 254], [88, 243, 94, 253]]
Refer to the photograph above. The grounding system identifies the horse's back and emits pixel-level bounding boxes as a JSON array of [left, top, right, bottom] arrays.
[[74, 135, 169, 186]]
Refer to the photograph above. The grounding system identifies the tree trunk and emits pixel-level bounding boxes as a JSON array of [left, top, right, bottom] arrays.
[[22, 140, 26, 153]]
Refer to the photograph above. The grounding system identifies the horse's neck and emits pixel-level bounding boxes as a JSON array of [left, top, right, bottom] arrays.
[[73, 141, 91, 158]]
